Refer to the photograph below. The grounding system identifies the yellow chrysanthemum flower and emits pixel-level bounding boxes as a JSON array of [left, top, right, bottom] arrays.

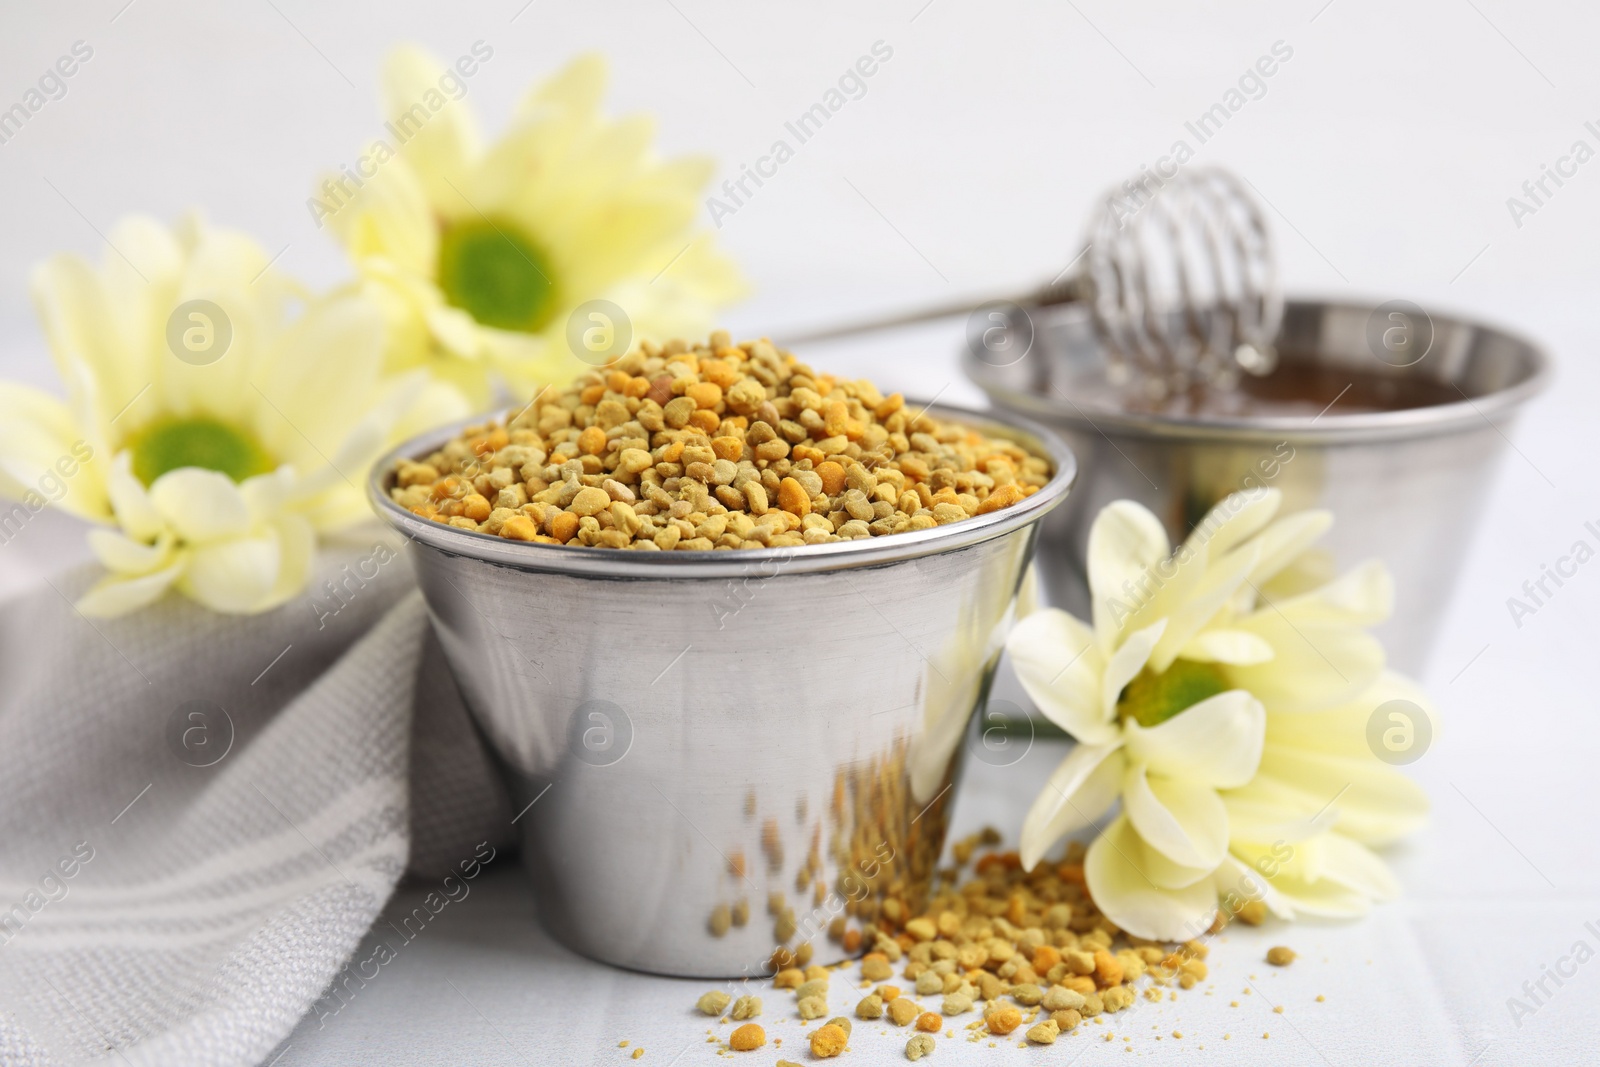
[[314, 47, 745, 405], [0, 214, 467, 616]]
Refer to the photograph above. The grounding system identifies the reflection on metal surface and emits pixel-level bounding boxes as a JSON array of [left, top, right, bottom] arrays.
[[751, 734, 951, 973], [909, 541, 1029, 804]]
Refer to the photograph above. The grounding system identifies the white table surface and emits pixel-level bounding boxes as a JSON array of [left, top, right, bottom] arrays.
[[2, 2, 1598, 1064]]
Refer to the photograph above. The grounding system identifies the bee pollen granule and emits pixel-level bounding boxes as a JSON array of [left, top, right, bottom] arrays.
[[1026, 1018, 1060, 1044], [984, 1006, 1022, 1035], [728, 1023, 765, 1051], [810, 1023, 848, 1058], [695, 990, 730, 1016]]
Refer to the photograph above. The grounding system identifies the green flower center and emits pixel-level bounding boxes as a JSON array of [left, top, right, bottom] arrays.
[[130, 417, 274, 486], [436, 217, 558, 333], [1117, 659, 1231, 729]]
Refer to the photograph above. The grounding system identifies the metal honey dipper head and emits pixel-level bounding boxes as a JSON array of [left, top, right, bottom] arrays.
[[1042, 167, 1283, 401]]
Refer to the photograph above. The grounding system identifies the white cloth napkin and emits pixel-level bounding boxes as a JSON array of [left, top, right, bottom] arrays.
[[0, 544, 512, 1067]]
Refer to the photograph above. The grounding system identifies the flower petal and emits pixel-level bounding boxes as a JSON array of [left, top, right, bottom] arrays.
[[31, 217, 181, 416], [1007, 609, 1115, 745], [251, 291, 386, 468], [382, 45, 479, 206], [424, 303, 483, 357], [1229, 601, 1386, 712], [1265, 670, 1436, 760], [0, 382, 105, 522], [1214, 854, 1296, 920], [1179, 628, 1275, 665], [1123, 764, 1230, 871], [1102, 619, 1165, 722], [148, 468, 251, 543], [76, 560, 183, 617], [1145, 538, 1261, 672], [1084, 814, 1219, 942], [107, 451, 164, 540], [324, 158, 438, 276], [1086, 500, 1170, 643], [1253, 748, 1430, 845], [524, 51, 607, 115], [1236, 834, 1388, 920], [240, 466, 300, 522], [1247, 510, 1333, 587], [1179, 487, 1280, 560], [1019, 744, 1125, 871], [1222, 779, 1342, 844], [1136, 836, 1221, 890], [1232, 834, 1321, 883], [1256, 875, 1372, 919], [1316, 832, 1400, 901], [159, 233, 285, 430], [87, 528, 174, 575], [264, 515, 316, 608], [1124, 688, 1265, 788], [1268, 559, 1394, 628], [179, 533, 281, 614]]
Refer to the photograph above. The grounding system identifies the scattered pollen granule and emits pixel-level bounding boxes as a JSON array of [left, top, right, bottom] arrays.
[[695, 991, 730, 1016], [809, 1023, 848, 1058], [753, 834, 1308, 1057], [728, 1023, 765, 1051], [984, 1006, 1022, 1035]]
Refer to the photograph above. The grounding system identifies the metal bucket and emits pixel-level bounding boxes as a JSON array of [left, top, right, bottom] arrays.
[[370, 402, 1076, 977], [963, 297, 1550, 672]]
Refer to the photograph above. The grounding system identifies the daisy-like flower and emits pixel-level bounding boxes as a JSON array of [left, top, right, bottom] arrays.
[[0, 214, 466, 616], [1007, 488, 1414, 938], [316, 47, 745, 405]]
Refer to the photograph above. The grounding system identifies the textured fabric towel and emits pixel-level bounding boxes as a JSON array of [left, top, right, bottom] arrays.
[[0, 545, 513, 1067]]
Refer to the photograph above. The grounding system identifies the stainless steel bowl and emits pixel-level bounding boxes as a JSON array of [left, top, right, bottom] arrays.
[[370, 402, 1076, 977], [963, 297, 1550, 672]]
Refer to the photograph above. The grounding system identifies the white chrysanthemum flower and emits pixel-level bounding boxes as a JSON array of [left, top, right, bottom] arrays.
[[1007, 488, 1417, 938], [316, 48, 746, 404], [0, 214, 467, 616]]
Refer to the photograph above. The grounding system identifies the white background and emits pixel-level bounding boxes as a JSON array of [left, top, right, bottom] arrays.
[[1, 1, 1596, 1064]]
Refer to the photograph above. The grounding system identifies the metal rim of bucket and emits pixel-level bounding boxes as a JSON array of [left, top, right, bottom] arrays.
[[369, 399, 1078, 579]]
